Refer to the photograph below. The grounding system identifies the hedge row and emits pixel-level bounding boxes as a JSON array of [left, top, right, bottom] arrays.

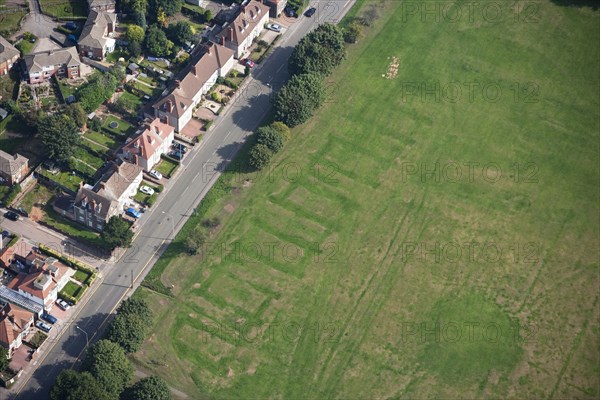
[[38, 244, 98, 287]]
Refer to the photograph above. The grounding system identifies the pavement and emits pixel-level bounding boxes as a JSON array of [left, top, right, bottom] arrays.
[[5, 1, 356, 398]]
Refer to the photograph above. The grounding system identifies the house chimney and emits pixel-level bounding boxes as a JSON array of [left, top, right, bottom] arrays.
[[228, 27, 234, 41], [192, 65, 197, 76], [175, 80, 181, 88], [207, 43, 212, 55], [90, 199, 97, 211], [166, 99, 173, 113], [220, 36, 225, 45]]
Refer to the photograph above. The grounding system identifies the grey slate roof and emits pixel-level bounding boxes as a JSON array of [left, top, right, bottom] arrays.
[[23, 47, 81, 74], [0, 35, 19, 66], [0, 150, 28, 177], [79, 10, 116, 49]]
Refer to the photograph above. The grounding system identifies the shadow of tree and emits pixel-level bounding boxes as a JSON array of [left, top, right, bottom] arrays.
[[549, 0, 599, 9]]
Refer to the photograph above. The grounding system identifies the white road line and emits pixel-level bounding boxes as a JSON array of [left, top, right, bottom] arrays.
[[276, 63, 285, 73]]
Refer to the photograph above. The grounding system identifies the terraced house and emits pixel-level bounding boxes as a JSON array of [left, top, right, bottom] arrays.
[[120, 118, 175, 171], [152, 42, 235, 132], [78, 10, 117, 61], [0, 303, 34, 358], [23, 47, 81, 84], [0, 35, 19, 76]]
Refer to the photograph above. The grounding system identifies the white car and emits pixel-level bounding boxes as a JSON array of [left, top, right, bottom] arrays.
[[268, 23, 282, 33], [149, 170, 162, 180], [139, 185, 155, 195]]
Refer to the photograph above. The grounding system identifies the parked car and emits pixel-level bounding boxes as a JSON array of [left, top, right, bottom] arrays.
[[169, 151, 183, 161], [305, 7, 317, 17], [2, 230, 9, 238], [149, 169, 163, 180], [42, 312, 58, 324], [268, 23, 282, 33], [284, 6, 298, 17], [172, 142, 188, 153], [35, 320, 52, 333], [243, 59, 255, 68], [56, 299, 71, 311], [64, 22, 77, 30], [139, 185, 155, 196], [4, 211, 19, 221], [126, 207, 142, 219]]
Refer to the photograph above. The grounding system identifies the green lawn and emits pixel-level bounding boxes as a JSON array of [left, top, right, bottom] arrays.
[[0, 9, 26, 37], [58, 80, 79, 100], [102, 114, 134, 137], [61, 281, 82, 297], [72, 269, 92, 284], [106, 48, 130, 64], [43, 205, 105, 247], [15, 38, 35, 56], [84, 130, 120, 149], [154, 157, 179, 178], [72, 145, 105, 169], [39, 0, 87, 19], [17, 184, 54, 214], [39, 169, 82, 192], [132, 1, 600, 399], [131, 80, 156, 96]]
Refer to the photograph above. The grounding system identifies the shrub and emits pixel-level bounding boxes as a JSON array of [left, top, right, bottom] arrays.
[[3, 184, 21, 205], [272, 73, 326, 127], [256, 125, 286, 153]]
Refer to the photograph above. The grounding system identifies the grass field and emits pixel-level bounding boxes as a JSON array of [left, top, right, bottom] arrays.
[[39, 0, 87, 19], [132, 1, 600, 399]]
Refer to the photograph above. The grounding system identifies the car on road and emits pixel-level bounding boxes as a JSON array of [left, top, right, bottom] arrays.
[[268, 23, 282, 33], [139, 185, 155, 195], [35, 320, 52, 333], [305, 7, 316, 17], [42, 312, 58, 324], [126, 207, 142, 219], [149, 169, 162, 180], [56, 299, 71, 311], [4, 211, 19, 221], [169, 151, 184, 161], [242, 59, 255, 68], [172, 142, 188, 153], [284, 6, 298, 17]]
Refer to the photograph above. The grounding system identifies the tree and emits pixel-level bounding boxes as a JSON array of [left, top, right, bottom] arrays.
[[64, 103, 86, 128], [0, 347, 8, 372], [38, 114, 80, 163], [256, 125, 287, 153], [273, 73, 326, 127], [132, 10, 147, 30], [83, 340, 133, 399], [126, 25, 145, 44], [77, 71, 119, 112], [344, 20, 364, 44], [117, 298, 152, 320], [288, 23, 346, 76], [167, 21, 193, 46], [184, 229, 206, 255], [144, 26, 174, 57], [269, 121, 291, 141], [128, 41, 142, 58], [114, 93, 139, 114], [50, 370, 109, 400], [101, 216, 134, 249], [106, 313, 148, 353], [248, 144, 273, 170], [124, 376, 172, 400], [204, 9, 212, 22], [148, 0, 182, 18]]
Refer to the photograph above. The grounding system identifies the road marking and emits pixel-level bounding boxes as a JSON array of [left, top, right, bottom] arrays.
[[276, 64, 285, 73]]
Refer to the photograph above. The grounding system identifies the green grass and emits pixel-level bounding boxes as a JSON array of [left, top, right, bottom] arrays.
[[106, 49, 130, 64], [154, 157, 179, 178], [43, 205, 105, 247], [72, 269, 92, 284], [102, 114, 134, 137], [61, 281, 83, 297], [72, 145, 105, 169], [132, 1, 600, 399], [39, 0, 87, 19], [39, 169, 82, 192], [58, 80, 79, 100], [15, 38, 35, 56], [0, 9, 26, 37], [131, 80, 156, 96], [0, 117, 29, 152], [17, 184, 53, 214], [119, 90, 143, 112], [84, 130, 120, 149]]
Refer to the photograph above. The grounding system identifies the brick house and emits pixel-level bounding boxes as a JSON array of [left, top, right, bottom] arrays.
[[120, 118, 175, 171], [0, 303, 34, 358], [216, 0, 271, 59], [23, 47, 81, 84], [153, 42, 235, 132], [78, 10, 117, 61], [0, 35, 19, 76], [265, 0, 287, 17], [0, 150, 29, 185], [71, 161, 143, 231]]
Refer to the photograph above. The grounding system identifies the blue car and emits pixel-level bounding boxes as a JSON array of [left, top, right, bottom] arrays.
[[42, 311, 58, 324], [126, 207, 141, 219]]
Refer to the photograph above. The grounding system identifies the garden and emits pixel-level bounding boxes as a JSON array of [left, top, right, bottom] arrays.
[[154, 157, 179, 178]]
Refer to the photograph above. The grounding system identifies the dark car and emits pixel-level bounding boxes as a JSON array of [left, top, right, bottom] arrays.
[[42, 311, 58, 324], [304, 7, 316, 17], [172, 142, 188, 153], [65, 22, 77, 30], [169, 151, 183, 161], [284, 6, 298, 17], [4, 211, 19, 221]]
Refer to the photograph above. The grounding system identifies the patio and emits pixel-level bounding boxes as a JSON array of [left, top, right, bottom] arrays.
[[9, 341, 34, 372]]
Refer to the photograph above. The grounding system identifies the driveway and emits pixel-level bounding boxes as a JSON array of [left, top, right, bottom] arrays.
[[13, 0, 61, 41]]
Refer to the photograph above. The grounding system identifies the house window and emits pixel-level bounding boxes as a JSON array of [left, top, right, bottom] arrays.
[[88, 220, 93, 227], [78, 215, 85, 222]]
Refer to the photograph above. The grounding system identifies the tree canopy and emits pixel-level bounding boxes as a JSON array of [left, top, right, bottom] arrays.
[[256, 125, 287, 153], [288, 23, 346, 76], [106, 313, 148, 353], [38, 114, 80, 163], [83, 339, 133, 399], [0, 347, 8, 371], [64, 103, 87, 128], [77, 71, 119, 113], [167, 21, 193, 46], [272, 73, 326, 127], [248, 144, 273, 170], [124, 376, 172, 400], [144, 26, 174, 57], [101, 216, 134, 250], [117, 298, 152, 320], [126, 25, 145, 44], [50, 370, 109, 400], [148, 0, 182, 18]]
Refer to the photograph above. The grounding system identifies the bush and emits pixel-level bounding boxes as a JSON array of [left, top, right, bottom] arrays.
[[273, 73, 326, 127], [344, 20, 364, 43], [88, 117, 102, 131], [248, 144, 273, 170], [3, 184, 21, 205], [256, 125, 287, 153], [224, 79, 238, 89], [288, 23, 346, 76]]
